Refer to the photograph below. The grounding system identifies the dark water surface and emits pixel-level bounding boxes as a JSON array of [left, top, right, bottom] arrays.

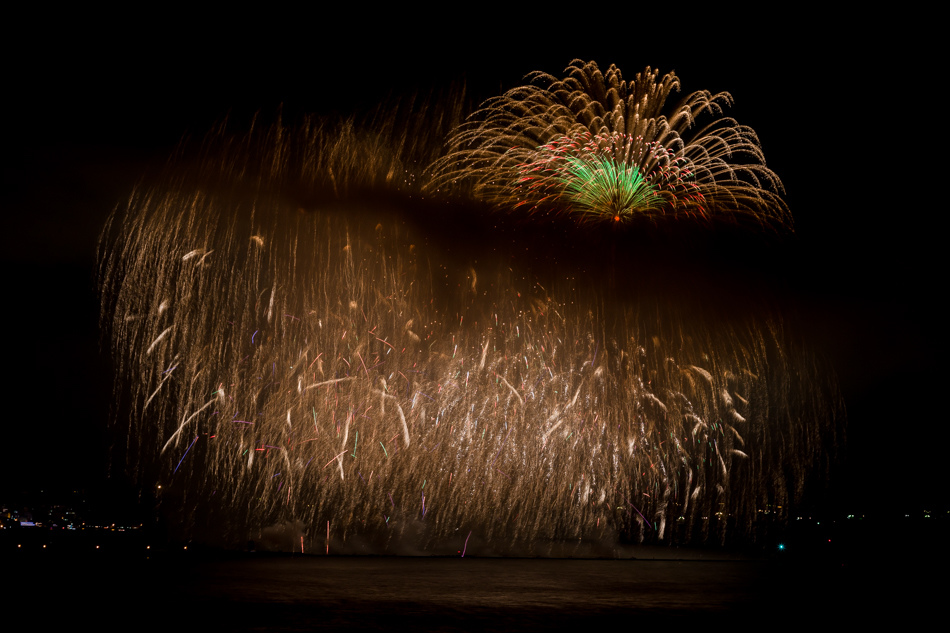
[[182, 557, 771, 627], [12, 549, 905, 631]]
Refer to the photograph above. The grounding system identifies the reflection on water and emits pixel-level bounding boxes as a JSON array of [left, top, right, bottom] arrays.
[[12, 549, 893, 630], [169, 556, 843, 630]]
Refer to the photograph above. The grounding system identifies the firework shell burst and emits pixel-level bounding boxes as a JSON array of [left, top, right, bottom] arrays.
[[98, 62, 840, 553], [429, 60, 790, 227]]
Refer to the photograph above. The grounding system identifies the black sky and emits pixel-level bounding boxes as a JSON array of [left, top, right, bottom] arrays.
[[2, 12, 942, 520]]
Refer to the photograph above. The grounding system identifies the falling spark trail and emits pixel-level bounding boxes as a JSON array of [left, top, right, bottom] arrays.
[[173, 436, 199, 474], [161, 397, 216, 454], [146, 326, 173, 355]]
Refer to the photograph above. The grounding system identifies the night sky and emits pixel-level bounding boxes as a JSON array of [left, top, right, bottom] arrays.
[[2, 12, 942, 528]]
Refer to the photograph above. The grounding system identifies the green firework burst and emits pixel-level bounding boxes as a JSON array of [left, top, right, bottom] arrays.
[[510, 131, 704, 223], [561, 153, 660, 221]]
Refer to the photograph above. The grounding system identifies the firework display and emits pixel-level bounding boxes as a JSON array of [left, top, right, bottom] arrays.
[[429, 60, 789, 227], [99, 61, 840, 552]]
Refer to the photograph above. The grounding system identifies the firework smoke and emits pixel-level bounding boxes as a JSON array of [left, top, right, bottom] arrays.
[[99, 62, 840, 553]]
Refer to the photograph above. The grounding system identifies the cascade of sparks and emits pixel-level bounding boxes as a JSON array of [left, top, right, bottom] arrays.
[[98, 61, 841, 553]]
